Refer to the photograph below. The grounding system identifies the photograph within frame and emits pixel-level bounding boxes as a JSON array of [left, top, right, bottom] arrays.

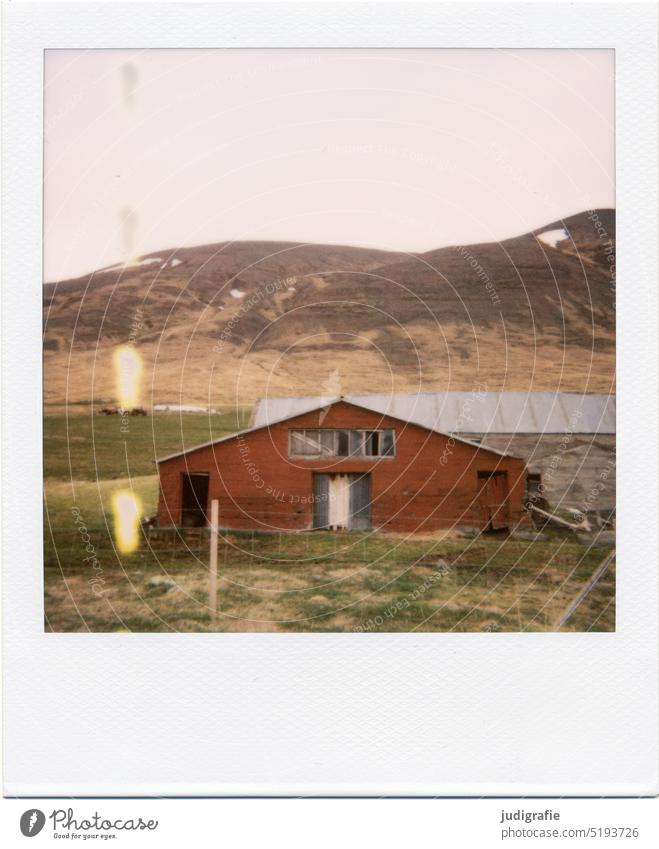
[[42, 47, 616, 634]]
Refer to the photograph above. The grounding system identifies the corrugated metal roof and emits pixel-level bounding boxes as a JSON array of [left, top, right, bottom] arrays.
[[252, 392, 615, 435]]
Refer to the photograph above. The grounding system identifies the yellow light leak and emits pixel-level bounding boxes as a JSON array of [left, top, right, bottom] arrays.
[[112, 490, 142, 554], [114, 345, 142, 410]]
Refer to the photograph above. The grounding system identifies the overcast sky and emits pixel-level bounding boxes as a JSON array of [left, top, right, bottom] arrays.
[[44, 48, 614, 281]]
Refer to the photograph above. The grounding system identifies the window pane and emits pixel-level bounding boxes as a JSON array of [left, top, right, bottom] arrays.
[[381, 430, 395, 456], [290, 431, 306, 455], [364, 431, 379, 456], [349, 431, 365, 456], [291, 430, 322, 456], [337, 430, 350, 456], [303, 430, 322, 454], [320, 430, 335, 456]]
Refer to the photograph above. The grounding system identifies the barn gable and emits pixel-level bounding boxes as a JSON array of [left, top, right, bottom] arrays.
[[156, 398, 518, 465]]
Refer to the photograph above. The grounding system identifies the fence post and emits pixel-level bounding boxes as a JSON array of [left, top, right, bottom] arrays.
[[209, 499, 219, 626]]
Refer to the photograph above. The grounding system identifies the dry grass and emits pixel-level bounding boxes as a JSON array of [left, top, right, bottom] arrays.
[[44, 530, 615, 633], [43, 333, 615, 409]]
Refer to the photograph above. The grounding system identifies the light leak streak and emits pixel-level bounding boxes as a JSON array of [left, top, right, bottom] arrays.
[[114, 344, 142, 410], [112, 490, 142, 554]]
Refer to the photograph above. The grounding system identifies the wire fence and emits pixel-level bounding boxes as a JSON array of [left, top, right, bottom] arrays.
[[45, 525, 451, 567], [44, 521, 612, 575]]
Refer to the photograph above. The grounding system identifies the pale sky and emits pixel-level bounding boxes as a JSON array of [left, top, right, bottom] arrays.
[[44, 48, 614, 281]]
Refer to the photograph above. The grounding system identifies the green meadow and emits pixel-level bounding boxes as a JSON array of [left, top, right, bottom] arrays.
[[43, 409, 251, 481]]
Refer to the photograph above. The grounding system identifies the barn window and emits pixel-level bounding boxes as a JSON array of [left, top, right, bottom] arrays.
[[319, 431, 335, 455], [289, 428, 396, 458], [290, 430, 314, 456], [381, 430, 395, 456], [290, 429, 334, 457], [349, 431, 366, 456], [337, 430, 350, 456], [364, 431, 379, 455]]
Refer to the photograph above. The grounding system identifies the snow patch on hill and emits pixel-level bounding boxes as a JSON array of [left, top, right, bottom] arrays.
[[536, 228, 568, 249], [101, 257, 163, 273]]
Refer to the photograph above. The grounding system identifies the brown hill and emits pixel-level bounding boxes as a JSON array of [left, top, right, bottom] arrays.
[[43, 210, 615, 408]]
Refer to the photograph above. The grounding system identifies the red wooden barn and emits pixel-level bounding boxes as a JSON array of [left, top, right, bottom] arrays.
[[155, 399, 528, 533]]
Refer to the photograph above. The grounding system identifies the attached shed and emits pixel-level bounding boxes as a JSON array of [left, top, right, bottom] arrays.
[[156, 399, 528, 533]]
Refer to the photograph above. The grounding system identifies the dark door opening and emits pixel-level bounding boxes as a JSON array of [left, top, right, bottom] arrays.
[[524, 472, 549, 511], [312, 473, 372, 530], [476, 470, 510, 531], [180, 472, 210, 527], [524, 472, 555, 528]]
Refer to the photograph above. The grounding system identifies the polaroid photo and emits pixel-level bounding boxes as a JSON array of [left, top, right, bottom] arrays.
[[2, 1, 657, 802]]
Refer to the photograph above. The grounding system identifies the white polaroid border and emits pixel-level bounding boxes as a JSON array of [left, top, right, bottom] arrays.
[[2, 2, 657, 796]]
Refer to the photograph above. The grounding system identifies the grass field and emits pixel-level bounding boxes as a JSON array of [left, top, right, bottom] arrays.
[[43, 411, 615, 634], [44, 527, 615, 633], [43, 409, 251, 479]]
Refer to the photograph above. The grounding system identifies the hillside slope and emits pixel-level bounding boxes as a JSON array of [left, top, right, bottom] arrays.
[[43, 210, 615, 407]]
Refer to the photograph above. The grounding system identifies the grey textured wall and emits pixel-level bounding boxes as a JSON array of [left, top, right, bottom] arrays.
[[471, 434, 616, 514]]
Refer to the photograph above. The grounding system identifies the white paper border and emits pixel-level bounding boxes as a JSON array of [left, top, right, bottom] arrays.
[[2, 2, 657, 796]]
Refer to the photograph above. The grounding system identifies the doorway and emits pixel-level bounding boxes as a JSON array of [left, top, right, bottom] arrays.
[[476, 470, 510, 531], [312, 473, 372, 530], [180, 472, 210, 527]]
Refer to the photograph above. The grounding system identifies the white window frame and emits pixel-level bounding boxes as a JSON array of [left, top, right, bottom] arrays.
[[288, 428, 396, 459]]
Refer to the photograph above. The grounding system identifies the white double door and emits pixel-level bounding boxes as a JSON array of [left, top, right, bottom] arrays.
[[328, 473, 351, 529], [312, 472, 371, 530]]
